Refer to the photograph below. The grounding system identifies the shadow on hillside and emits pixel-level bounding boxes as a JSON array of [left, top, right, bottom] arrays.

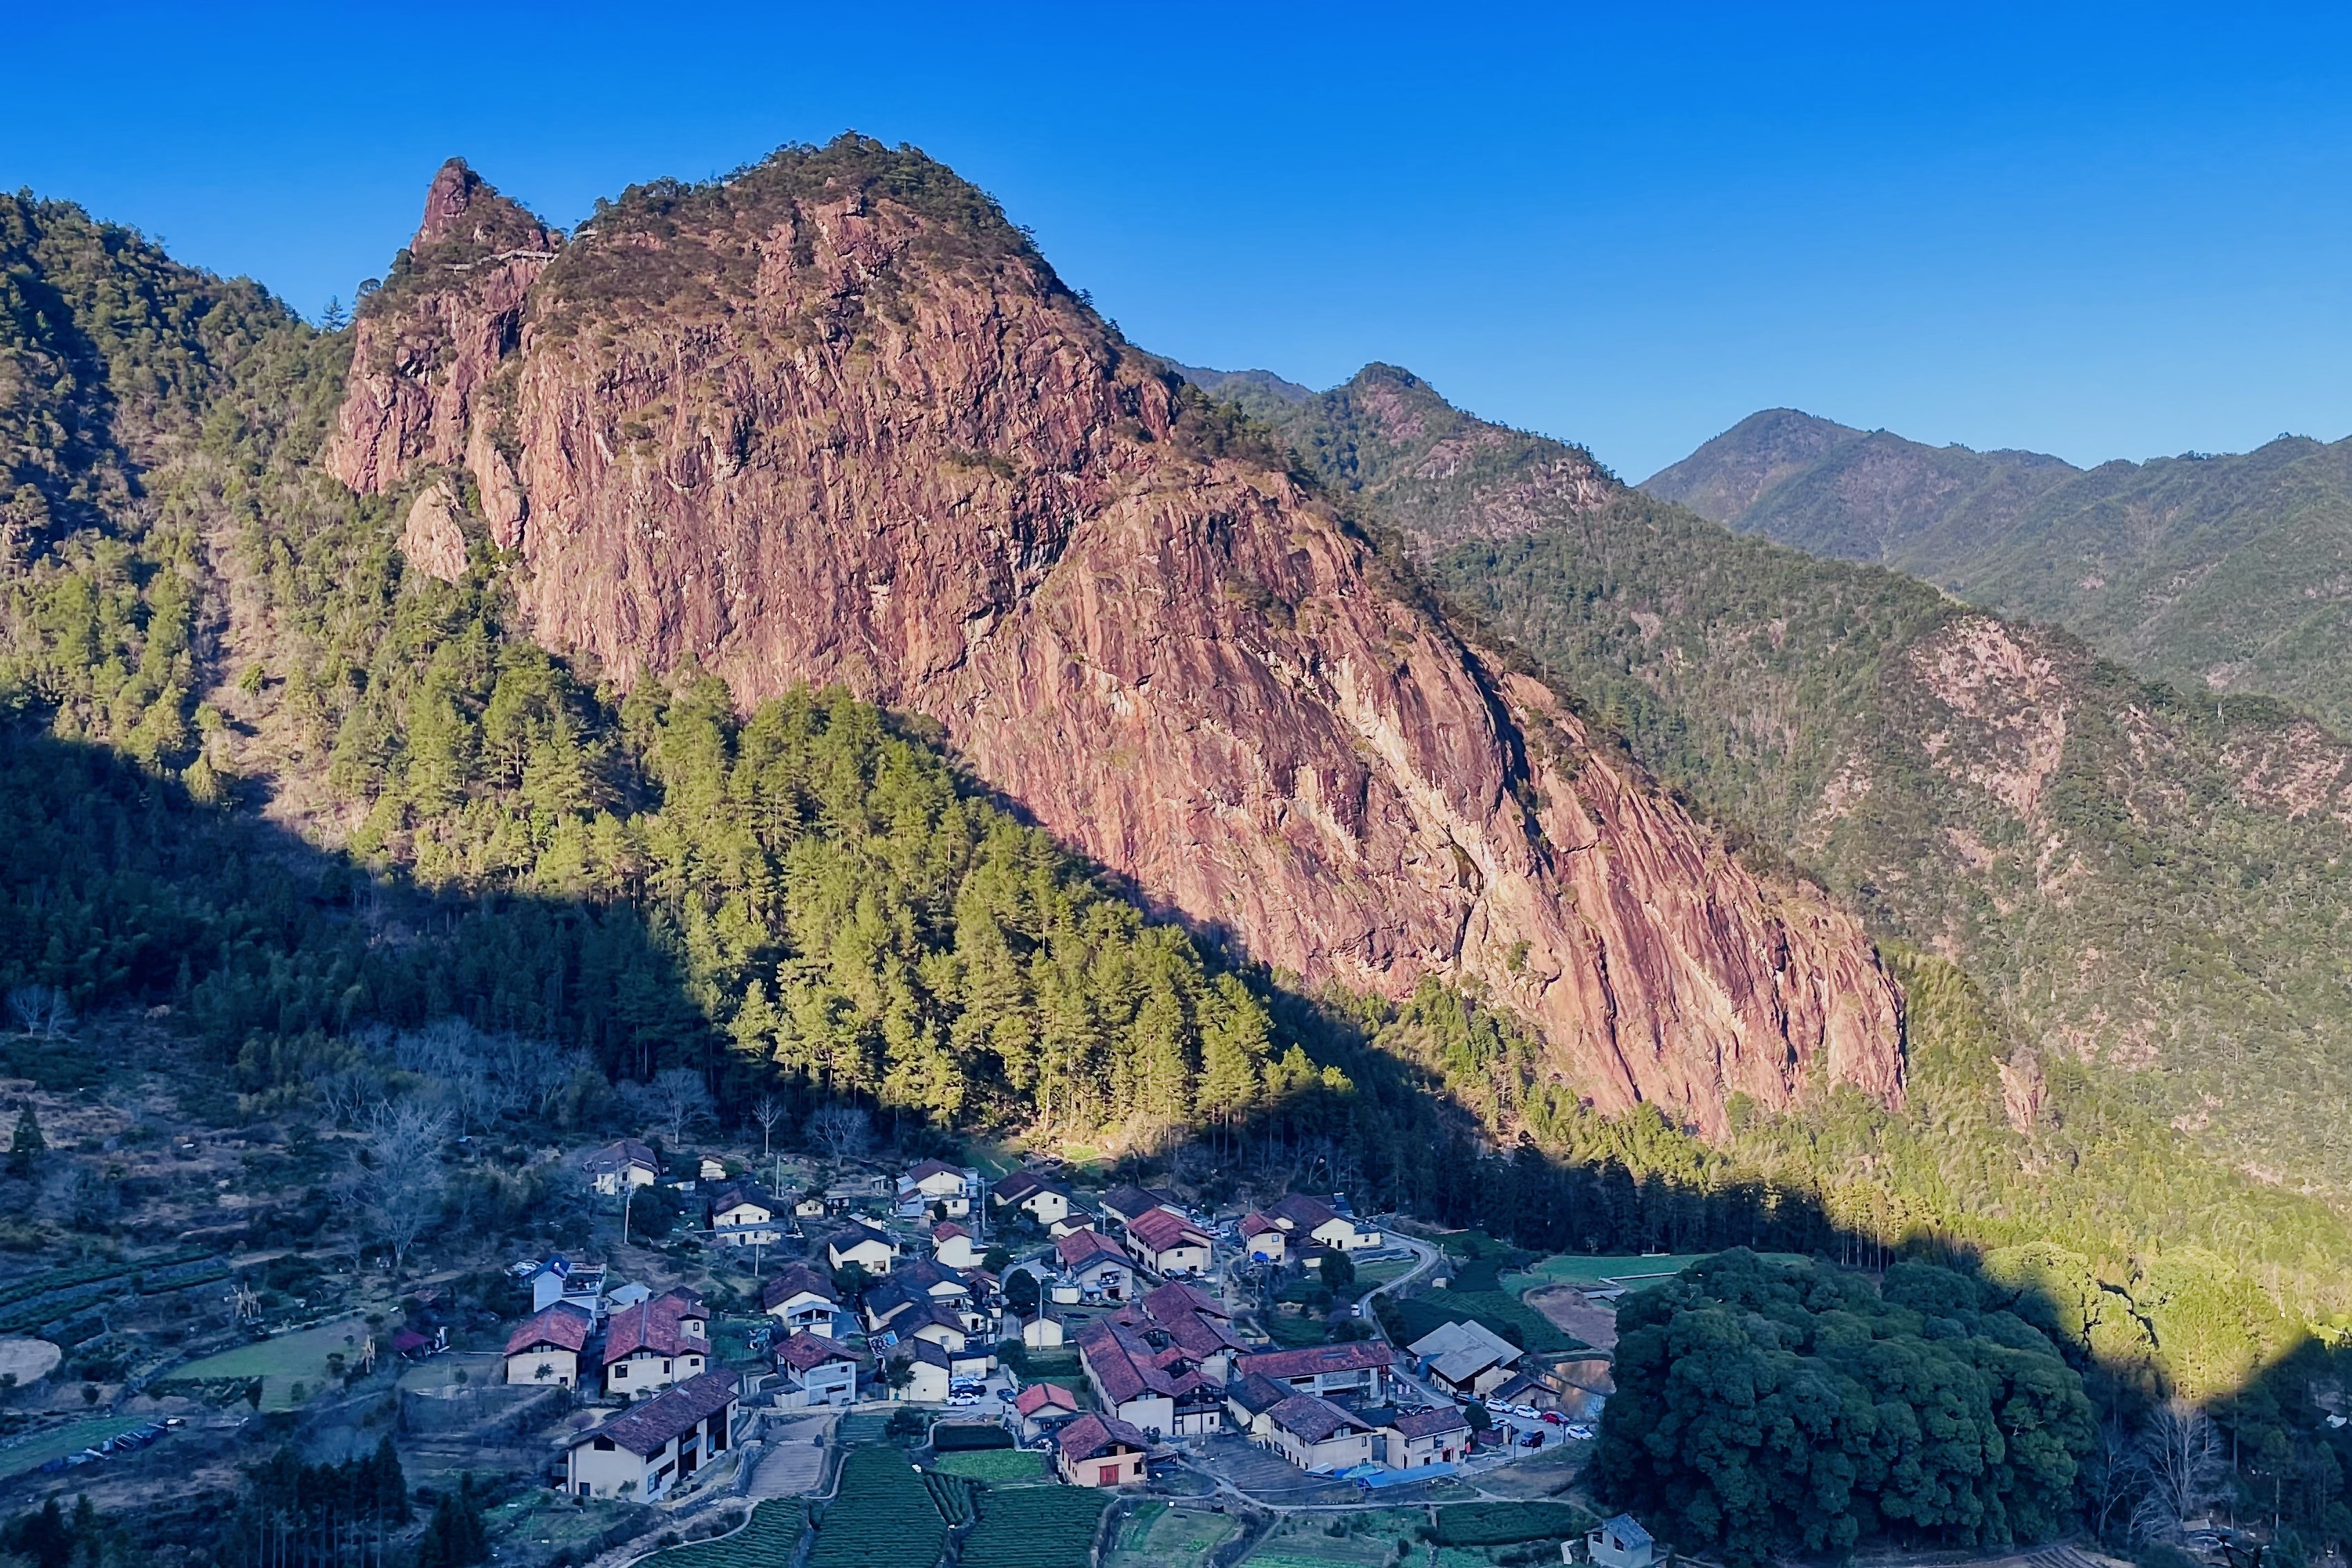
[[7, 720, 2349, 1560]]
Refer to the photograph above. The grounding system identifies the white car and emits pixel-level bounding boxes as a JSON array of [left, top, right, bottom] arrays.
[[946, 1392, 980, 1406], [1511, 1405, 1540, 1421], [1482, 1398, 1511, 1415]]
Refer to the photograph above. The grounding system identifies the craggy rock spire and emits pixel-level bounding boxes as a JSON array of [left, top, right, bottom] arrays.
[[327, 138, 1906, 1132]]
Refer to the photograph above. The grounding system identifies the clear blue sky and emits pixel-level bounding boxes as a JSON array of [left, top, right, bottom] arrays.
[[9, 2, 2351, 480]]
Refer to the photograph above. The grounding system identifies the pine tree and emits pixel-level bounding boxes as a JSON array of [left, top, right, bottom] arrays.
[[7, 1105, 43, 1176]]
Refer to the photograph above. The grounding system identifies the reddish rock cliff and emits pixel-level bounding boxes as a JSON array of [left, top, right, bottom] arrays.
[[329, 140, 1904, 1130]]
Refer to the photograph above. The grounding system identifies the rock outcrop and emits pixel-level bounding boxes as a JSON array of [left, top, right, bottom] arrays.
[[328, 138, 1905, 1130]]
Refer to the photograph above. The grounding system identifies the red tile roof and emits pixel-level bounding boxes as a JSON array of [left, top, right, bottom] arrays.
[[1390, 1406, 1471, 1439], [760, 1262, 839, 1311], [505, 1303, 593, 1357], [579, 1372, 737, 1456], [1125, 1208, 1211, 1254], [1268, 1392, 1370, 1445], [1076, 1322, 1209, 1406], [602, 1288, 709, 1367], [1239, 1211, 1283, 1238], [1014, 1381, 1079, 1417], [1056, 1412, 1150, 1462], [1236, 1341, 1394, 1382], [1269, 1193, 1339, 1232], [1057, 1229, 1128, 1269], [774, 1332, 857, 1372]]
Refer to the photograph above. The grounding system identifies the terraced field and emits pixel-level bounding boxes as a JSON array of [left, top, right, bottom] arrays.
[[957, 1485, 1109, 1568], [635, 1500, 806, 1568]]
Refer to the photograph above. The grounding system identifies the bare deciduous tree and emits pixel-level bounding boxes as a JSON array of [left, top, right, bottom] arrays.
[[805, 1103, 871, 1165], [632, 1069, 717, 1148], [7, 985, 73, 1039], [2131, 1399, 2231, 1542], [752, 1094, 785, 1160], [358, 1100, 453, 1278]]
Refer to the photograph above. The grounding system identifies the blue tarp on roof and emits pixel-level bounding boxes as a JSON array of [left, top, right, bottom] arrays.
[[1355, 1462, 1455, 1488]]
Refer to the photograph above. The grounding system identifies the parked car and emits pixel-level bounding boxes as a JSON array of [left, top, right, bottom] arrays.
[[1510, 1405, 1540, 1421], [1540, 1410, 1567, 1426], [1482, 1397, 1511, 1414], [946, 1392, 980, 1406], [1565, 1424, 1596, 1441]]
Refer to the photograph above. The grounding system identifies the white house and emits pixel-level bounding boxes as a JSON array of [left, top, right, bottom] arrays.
[[1589, 1516, 1657, 1568], [1237, 1211, 1287, 1265], [772, 1331, 859, 1410], [586, 1140, 660, 1197], [563, 1372, 738, 1500], [1377, 1405, 1471, 1468], [826, 1221, 899, 1276], [528, 1255, 609, 1320], [503, 1303, 593, 1388], [1262, 1393, 1375, 1473], [1055, 1413, 1150, 1488], [760, 1264, 845, 1337], [1054, 1229, 1135, 1300], [932, 1222, 984, 1270], [707, 1182, 782, 1247], [991, 1170, 1074, 1228], [601, 1289, 711, 1399], [1268, 1193, 1381, 1251], [899, 1159, 978, 1217], [1123, 1208, 1213, 1278]]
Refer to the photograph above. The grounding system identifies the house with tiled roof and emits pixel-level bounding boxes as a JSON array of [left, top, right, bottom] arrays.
[[585, 1139, 660, 1196], [889, 1335, 991, 1402], [1223, 1371, 1295, 1439], [1262, 1393, 1376, 1472], [825, 1220, 899, 1276], [1237, 1211, 1287, 1264], [990, 1170, 1074, 1227], [932, 1221, 983, 1269], [772, 1331, 859, 1409], [601, 1288, 711, 1399], [760, 1262, 845, 1338], [563, 1372, 738, 1500], [1235, 1341, 1394, 1403], [1054, 1412, 1150, 1488], [1123, 1208, 1213, 1278], [705, 1182, 782, 1247], [1099, 1184, 1185, 1230], [1012, 1381, 1081, 1441], [1054, 1228, 1134, 1300], [1375, 1404, 1471, 1468], [503, 1303, 593, 1388], [1269, 1193, 1381, 1251], [899, 1159, 978, 1217], [1075, 1320, 1223, 1437]]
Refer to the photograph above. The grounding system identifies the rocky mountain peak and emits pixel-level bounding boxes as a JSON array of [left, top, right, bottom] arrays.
[[324, 141, 1907, 1133]]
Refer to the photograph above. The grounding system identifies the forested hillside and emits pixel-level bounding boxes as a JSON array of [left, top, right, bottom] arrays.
[[1225, 362, 2352, 1226], [1645, 407, 2352, 729], [9, 165, 2352, 1502]]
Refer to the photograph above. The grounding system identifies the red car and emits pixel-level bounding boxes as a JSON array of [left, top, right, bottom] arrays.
[[1540, 1410, 1567, 1426]]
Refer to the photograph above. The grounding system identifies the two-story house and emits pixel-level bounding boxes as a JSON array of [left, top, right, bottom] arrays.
[[1053, 1229, 1135, 1301], [1268, 1193, 1381, 1252], [706, 1182, 782, 1247], [504, 1303, 593, 1388], [601, 1289, 711, 1399], [898, 1159, 978, 1217], [760, 1262, 846, 1338], [772, 1331, 859, 1410], [563, 1372, 738, 1500], [1234, 1342, 1394, 1404], [585, 1140, 660, 1197], [825, 1220, 899, 1277], [1123, 1208, 1213, 1278]]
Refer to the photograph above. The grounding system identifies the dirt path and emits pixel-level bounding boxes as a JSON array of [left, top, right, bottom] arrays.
[[1522, 1286, 1618, 1352]]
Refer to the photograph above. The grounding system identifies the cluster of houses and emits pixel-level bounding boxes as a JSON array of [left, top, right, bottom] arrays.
[[538, 1144, 1495, 1502]]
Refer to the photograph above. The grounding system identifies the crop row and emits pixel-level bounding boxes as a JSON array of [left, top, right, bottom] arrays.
[[958, 1486, 1108, 1568], [808, 1449, 946, 1568], [921, 1471, 978, 1527], [0, 1248, 218, 1312], [637, 1500, 805, 1568], [1430, 1501, 1594, 1547]]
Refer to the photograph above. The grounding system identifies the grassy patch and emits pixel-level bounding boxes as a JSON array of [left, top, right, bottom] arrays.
[[1104, 1504, 1238, 1568], [1244, 1511, 1425, 1566], [174, 1318, 369, 1381], [1430, 1501, 1594, 1547], [932, 1448, 1047, 1484], [0, 1417, 150, 1478]]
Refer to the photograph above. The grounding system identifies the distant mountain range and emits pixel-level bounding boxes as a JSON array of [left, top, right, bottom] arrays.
[[1177, 360, 2352, 1217], [1643, 410, 2352, 729]]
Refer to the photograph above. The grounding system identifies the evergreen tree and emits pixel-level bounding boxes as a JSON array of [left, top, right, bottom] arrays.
[[7, 1105, 43, 1175]]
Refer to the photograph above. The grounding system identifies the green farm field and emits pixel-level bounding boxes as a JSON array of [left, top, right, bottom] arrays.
[[1103, 1504, 1239, 1568], [932, 1449, 1049, 1484], [0, 1417, 151, 1478]]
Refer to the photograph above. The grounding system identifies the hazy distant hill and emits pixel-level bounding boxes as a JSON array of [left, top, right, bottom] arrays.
[[1645, 410, 2352, 728]]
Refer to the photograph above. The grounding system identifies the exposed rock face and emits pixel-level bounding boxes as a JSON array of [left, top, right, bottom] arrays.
[[326, 158, 557, 505], [399, 480, 467, 583], [327, 140, 1905, 1130]]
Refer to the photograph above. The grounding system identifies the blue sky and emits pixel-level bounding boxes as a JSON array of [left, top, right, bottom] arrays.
[[8, 2, 2351, 479]]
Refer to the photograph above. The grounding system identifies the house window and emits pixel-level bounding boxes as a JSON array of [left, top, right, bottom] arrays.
[[614, 1364, 627, 1378], [662, 1360, 673, 1373], [577, 1483, 591, 1497]]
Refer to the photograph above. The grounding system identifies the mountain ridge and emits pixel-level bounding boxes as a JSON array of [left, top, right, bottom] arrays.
[[1645, 406, 2352, 728], [319, 141, 1905, 1134]]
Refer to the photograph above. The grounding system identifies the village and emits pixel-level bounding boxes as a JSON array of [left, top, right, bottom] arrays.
[[0, 1098, 1650, 1568]]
